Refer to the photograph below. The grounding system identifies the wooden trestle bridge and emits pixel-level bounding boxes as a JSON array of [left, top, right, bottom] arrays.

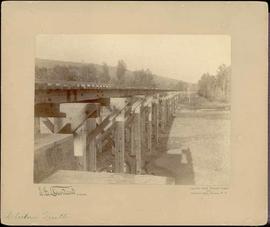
[[34, 80, 189, 184]]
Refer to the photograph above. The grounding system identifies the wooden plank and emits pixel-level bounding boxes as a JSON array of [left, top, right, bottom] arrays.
[[114, 113, 125, 173], [134, 108, 142, 174], [78, 98, 110, 106], [140, 107, 146, 153], [87, 118, 97, 171], [41, 118, 54, 133], [54, 117, 65, 133], [160, 99, 166, 132], [73, 124, 87, 170], [34, 117, 40, 135], [73, 117, 97, 171], [35, 86, 176, 104], [130, 120, 136, 156], [152, 100, 158, 146], [147, 104, 152, 153], [96, 115, 103, 154], [35, 103, 66, 118]]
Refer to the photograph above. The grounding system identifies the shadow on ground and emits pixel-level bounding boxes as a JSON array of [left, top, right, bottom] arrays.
[[145, 111, 195, 185]]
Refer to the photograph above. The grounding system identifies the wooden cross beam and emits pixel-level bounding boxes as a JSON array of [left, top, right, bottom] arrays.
[[35, 103, 66, 118]]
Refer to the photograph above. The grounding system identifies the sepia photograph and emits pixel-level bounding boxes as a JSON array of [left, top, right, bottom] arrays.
[[2, 1, 268, 225], [34, 34, 231, 185]]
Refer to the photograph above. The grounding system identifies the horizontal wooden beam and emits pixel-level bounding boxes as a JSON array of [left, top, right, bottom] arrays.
[[35, 103, 66, 118], [77, 98, 110, 106], [35, 87, 181, 104]]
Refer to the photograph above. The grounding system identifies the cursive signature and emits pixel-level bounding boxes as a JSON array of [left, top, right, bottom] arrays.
[[39, 186, 75, 196], [4, 211, 68, 221], [5, 212, 38, 220]]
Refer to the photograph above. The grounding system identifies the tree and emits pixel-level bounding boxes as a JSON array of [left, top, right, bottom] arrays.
[[80, 64, 97, 82], [116, 60, 127, 85], [99, 63, 110, 83], [52, 65, 77, 81], [132, 69, 156, 88], [174, 80, 188, 91], [197, 64, 231, 102], [216, 64, 231, 101], [35, 66, 48, 80]]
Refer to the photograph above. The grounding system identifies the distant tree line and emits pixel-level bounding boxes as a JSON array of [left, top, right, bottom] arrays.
[[197, 64, 231, 102], [36, 59, 197, 90], [35, 63, 110, 84], [35, 59, 159, 88]]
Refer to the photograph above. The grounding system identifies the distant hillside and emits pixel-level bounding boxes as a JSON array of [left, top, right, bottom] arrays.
[[35, 58, 186, 89]]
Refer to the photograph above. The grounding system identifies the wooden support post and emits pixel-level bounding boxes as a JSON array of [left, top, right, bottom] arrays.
[[73, 122, 87, 171], [34, 117, 40, 135], [74, 118, 97, 171], [140, 107, 146, 153], [54, 118, 64, 133], [167, 99, 170, 123], [87, 118, 97, 171], [114, 113, 125, 173], [134, 108, 142, 174], [152, 99, 158, 147], [125, 124, 131, 154], [147, 103, 152, 153], [173, 96, 176, 115], [96, 114, 102, 153], [144, 106, 149, 153], [161, 99, 166, 132], [166, 99, 169, 123], [168, 99, 172, 121], [130, 120, 136, 156]]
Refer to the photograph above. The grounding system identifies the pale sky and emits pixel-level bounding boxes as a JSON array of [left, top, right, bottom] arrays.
[[36, 35, 231, 83]]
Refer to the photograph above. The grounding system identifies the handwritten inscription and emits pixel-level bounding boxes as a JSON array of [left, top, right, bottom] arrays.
[[39, 186, 75, 196], [4, 211, 68, 221]]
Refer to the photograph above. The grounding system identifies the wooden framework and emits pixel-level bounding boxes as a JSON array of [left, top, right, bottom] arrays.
[[35, 87, 182, 175]]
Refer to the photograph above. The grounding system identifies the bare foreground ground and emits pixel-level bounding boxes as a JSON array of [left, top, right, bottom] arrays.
[[145, 98, 230, 185]]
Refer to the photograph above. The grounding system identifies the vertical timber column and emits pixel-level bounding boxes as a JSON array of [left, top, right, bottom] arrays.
[[126, 124, 131, 154], [159, 99, 163, 132], [168, 98, 172, 121], [34, 117, 40, 135], [130, 119, 136, 156], [172, 97, 175, 116], [74, 123, 87, 171], [156, 96, 160, 143], [152, 98, 158, 147], [144, 106, 149, 153], [54, 117, 64, 133], [161, 99, 166, 132], [147, 103, 152, 153], [166, 98, 170, 123], [140, 106, 146, 153], [134, 107, 142, 174], [74, 118, 97, 171], [96, 114, 102, 154], [87, 118, 97, 172], [114, 112, 125, 173]]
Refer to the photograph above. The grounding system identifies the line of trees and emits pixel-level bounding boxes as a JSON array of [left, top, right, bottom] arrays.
[[35, 59, 159, 88], [197, 64, 231, 102], [35, 63, 109, 83]]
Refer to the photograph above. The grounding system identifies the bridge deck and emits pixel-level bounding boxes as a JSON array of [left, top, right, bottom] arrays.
[[35, 80, 181, 104]]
